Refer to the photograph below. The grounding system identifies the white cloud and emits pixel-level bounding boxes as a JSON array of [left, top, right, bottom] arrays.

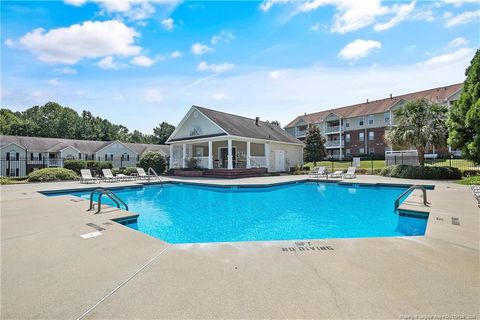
[[448, 37, 468, 48], [338, 39, 382, 60], [47, 78, 62, 86], [212, 92, 233, 101], [161, 18, 174, 31], [374, 1, 416, 31], [170, 50, 183, 58], [191, 43, 214, 55], [97, 56, 123, 69], [130, 55, 155, 67], [4, 38, 15, 48], [310, 23, 321, 31], [268, 70, 285, 80], [144, 88, 162, 102], [259, 0, 290, 12], [197, 61, 234, 73], [54, 66, 78, 75], [19, 20, 141, 64], [423, 47, 473, 65], [211, 30, 235, 45], [64, 0, 87, 6], [445, 10, 480, 27]]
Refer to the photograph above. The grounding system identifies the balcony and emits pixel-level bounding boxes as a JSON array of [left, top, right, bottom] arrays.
[[325, 140, 344, 148], [325, 125, 342, 133]]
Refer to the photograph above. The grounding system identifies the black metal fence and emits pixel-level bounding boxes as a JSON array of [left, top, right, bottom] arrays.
[[308, 156, 480, 175]]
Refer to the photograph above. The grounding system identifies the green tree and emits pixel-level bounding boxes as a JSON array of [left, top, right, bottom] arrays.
[[447, 49, 480, 163], [268, 120, 281, 127], [153, 122, 175, 144], [303, 126, 326, 165], [385, 98, 448, 166], [139, 151, 167, 174]]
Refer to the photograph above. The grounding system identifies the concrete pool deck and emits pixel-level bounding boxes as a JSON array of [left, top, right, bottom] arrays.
[[1, 175, 479, 319]]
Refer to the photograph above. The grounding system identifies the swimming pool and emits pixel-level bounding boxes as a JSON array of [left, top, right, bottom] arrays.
[[46, 182, 428, 243]]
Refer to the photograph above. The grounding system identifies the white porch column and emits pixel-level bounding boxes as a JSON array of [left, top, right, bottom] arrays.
[[227, 139, 233, 170], [208, 141, 213, 169], [169, 144, 173, 168], [264, 142, 270, 172], [339, 117, 343, 160], [246, 141, 251, 169], [182, 144, 186, 168]]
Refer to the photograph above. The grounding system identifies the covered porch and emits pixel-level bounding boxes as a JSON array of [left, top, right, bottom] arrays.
[[169, 138, 269, 171]]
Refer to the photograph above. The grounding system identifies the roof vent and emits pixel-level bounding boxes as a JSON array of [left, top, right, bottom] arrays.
[[255, 117, 260, 126], [366, 99, 369, 103], [390, 94, 393, 99]]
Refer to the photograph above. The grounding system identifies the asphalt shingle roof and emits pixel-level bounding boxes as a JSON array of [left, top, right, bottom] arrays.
[[0, 135, 169, 156], [285, 83, 463, 128], [194, 106, 303, 145]]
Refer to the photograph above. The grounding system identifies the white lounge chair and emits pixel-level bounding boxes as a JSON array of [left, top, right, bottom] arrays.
[[309, 166, 327, 178], [136, 167, 153, 180], [102, 169, 120, 182], [80, 169, 100, 184], [329, 170, 344, 178], [343, 166, 357, 179]]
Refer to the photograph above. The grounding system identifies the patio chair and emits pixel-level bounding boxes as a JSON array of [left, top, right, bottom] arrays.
[[343, 166, 357, 179], [329, 170, 344, 178], [309, 166, 327, 178], [102, 169, 120, 182], [80, 169, 100, 184], [136, 167, 154, 180]]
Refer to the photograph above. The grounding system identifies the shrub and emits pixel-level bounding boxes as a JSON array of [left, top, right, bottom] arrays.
[[186, 157, 200, 170], [139, 151, 166, 174], [380, 165, 461, 180], [0, 177, 28, 185], [63, 160, 87, 174], [86, 161, 113, 170], [27, 168, 78, 182], [111, 167, 138, 175]]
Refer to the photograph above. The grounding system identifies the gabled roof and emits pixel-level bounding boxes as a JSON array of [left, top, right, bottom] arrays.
[[0, 135, 168, 155], [285, 83, 463, 128], [193, 106, 303, 144]]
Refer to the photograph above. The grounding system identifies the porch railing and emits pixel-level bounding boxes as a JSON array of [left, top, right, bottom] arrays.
[[250, 156, 267, 168], [193, 156, 209, 169]]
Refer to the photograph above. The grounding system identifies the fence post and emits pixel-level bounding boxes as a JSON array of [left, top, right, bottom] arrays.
[[331, 161, 334, 173], [371, 157, 374, 174], [449, 157, 452, 167]]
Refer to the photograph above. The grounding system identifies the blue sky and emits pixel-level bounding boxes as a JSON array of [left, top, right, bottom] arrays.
[[1, 0, 479, 132]]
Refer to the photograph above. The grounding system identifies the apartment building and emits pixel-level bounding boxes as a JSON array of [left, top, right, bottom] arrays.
[[284, 83, 463, 159], [0, 135, 169, 177]]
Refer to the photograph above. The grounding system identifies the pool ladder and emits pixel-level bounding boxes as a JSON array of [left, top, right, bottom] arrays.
[[89, 188, 129, 214], [147, 167, 163, 185], [394, 185, 429, 211]]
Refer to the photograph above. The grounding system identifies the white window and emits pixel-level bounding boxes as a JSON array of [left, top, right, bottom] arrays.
[[359, 148, 365, 154], [345, 148, 351, 155], [359, 117, 364, 126], [359, 132, 364, 141], [368, 115, 374, 125], [345, 119, 350, 128], [345, 133, 350, 143], [369, 147, 375, 155], [369, 131, 374, 141], [384, 112, 390, 124]]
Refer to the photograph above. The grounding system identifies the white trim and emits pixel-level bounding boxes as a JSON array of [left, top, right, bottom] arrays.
[[58, 145, 82, 154], [0, 142, 26, 151], [387, 99, 407, 110], [94, 140, 138, 155], [166, 106, 228, 143], [446, 87, 463, 101], [168, 134, 304, 147]]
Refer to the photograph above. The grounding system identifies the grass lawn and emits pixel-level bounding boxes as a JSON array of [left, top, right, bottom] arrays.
[[457, 176, 480, 185], [304, 160, 386, 172]]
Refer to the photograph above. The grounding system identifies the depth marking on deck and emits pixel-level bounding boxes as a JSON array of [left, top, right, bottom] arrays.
[[281, 241, 334, 253], [86, 223, 105, 231]]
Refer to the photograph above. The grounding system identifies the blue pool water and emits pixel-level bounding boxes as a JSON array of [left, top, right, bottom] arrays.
[[46, 182, 428, 243]]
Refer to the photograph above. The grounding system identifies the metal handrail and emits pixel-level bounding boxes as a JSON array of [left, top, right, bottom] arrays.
[[394, 185, 429, 211], [88, 188, 128, 214], [147, 167, 162, 183]]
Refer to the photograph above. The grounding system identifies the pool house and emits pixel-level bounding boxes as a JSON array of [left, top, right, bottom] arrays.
[[166, 106, 304, 177]]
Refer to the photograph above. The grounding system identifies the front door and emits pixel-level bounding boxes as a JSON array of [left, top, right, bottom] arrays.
[[274, 150, 285, 172], [219, 147, 236, 168]]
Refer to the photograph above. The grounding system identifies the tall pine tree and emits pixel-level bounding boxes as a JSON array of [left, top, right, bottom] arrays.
[[303, 126, 326, 166]]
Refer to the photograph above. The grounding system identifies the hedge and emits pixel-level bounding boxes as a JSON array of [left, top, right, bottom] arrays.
[[86, 161, 113, 170], [28, 168, 78, 182], [63, 160, 87, 174], [112, 167, 138, 175], [380, 165, 461, 180], [139, 151, 166, 174]]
